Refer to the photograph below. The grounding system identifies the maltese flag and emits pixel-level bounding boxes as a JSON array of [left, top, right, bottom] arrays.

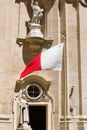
[[20, 43, 64, 79]]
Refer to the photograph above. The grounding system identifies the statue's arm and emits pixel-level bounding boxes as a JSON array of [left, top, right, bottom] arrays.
[[31, 0, 34, 7], [41, 8, 44, 12]]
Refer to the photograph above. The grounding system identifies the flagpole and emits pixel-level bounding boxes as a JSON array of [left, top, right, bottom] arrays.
[[62, 32, 67, 130]]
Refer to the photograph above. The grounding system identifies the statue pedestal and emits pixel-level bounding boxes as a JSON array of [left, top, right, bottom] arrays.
[[27, 23, 44, 38], [16, 22, 53, 64], [17, 124, 32, 130]]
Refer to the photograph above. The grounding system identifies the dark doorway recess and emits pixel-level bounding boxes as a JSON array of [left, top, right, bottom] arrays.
[[29, 106, 46, 130]]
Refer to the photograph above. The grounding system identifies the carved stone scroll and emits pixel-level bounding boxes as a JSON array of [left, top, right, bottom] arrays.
[[65, 0, 87, 7], [80, 0, 87, 7]]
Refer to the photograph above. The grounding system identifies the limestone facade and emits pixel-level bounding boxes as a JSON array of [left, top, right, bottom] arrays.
[[0, 0, 87, 130]]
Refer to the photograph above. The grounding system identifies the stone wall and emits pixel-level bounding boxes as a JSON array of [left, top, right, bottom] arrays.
[[0, 0, 87, 130]]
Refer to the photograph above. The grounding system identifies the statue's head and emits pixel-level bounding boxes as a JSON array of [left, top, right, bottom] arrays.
[[35, 1, 39, 6]]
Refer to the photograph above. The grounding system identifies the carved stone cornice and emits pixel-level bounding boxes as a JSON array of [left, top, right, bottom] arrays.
[[15, 75, 51, 92]]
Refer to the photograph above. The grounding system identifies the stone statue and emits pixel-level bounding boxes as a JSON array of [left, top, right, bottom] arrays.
[[31, 0, 44, 24], [69, 86, 74, 116], [15, 93, 32, 130], [69, 85, 78, 116], [18, 94, 29, 126]]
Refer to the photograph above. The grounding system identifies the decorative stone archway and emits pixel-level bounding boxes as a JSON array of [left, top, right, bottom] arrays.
[[14, 75, 54, 130]]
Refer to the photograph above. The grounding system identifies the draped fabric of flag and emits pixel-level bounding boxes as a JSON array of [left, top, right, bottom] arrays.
[[20, 43, 64, 79]]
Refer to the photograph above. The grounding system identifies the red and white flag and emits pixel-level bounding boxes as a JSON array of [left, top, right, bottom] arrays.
[[20, 43, 64, 79]]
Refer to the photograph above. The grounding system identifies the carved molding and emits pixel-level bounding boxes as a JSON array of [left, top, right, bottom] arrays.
[[65, 0, 79, 8], [15, 0, 26, 3], [0, 114, 13, 122], [66, 0, 75, 3], [15, 75, 51, 92], [65, 0, 87, 7], [80, 0, 87, 7]]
